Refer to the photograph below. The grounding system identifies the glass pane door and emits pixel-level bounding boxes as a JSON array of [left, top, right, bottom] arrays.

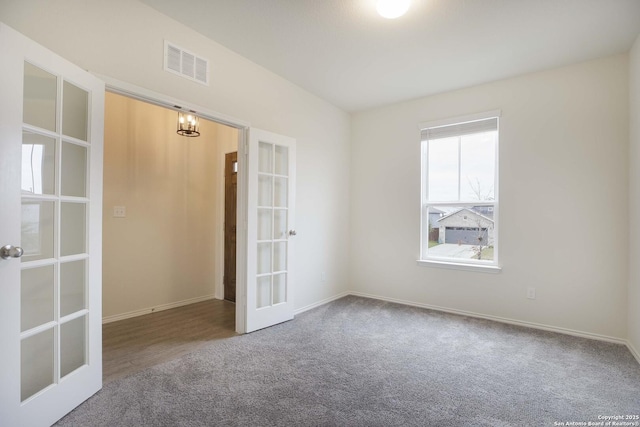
[[20, 61, 90, 402], [256, 141, 289, 308], [0, 23, 103, 426], [244, 128, 296, 333]]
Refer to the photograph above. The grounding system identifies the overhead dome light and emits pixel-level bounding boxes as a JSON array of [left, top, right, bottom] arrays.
[[376, 0, 411, 19]]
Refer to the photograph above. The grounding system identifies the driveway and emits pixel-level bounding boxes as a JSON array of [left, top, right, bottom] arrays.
[[428, 243, 476, 259]]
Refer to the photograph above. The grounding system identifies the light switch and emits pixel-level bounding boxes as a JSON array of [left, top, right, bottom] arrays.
[[113, 206, 126, 218]]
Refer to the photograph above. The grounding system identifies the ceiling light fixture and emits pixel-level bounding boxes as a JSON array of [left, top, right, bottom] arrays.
[[376, 0, 411, 19], [177, 111, 200, 137]]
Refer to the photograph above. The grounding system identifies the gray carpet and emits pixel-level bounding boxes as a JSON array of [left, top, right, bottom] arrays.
[[56, 296, 640, 426]]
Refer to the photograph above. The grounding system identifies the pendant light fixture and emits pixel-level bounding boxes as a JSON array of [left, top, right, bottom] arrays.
[[177, 111, 200, 137]]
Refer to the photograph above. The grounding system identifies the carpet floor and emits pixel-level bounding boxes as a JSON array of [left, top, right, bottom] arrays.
[[56, 296, 640, 426]]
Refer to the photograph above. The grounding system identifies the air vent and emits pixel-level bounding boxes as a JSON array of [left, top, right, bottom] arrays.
[[164, 41, 209, 86]]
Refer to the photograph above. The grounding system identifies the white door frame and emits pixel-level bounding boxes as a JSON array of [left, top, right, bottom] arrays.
[[96, 75, 250, 334]]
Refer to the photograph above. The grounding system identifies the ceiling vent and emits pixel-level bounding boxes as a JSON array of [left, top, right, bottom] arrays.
[[164, 41, 209, 86]]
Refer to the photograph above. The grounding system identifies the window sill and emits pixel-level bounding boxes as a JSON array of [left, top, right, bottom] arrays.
[[416, 259, 502, 274]]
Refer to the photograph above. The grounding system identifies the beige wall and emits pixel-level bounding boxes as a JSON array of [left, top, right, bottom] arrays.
[[629, 34, 640, 357], [0, 0, 352, 311], [351, 54, 629, 340], [103, 92, 237, 318]]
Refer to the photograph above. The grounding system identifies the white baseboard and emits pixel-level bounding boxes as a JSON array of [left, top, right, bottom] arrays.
[[348, 291, 628, 345], [102, 294, 217, 324], [294, 291, 351, 315], [627, 340, 640, 365]]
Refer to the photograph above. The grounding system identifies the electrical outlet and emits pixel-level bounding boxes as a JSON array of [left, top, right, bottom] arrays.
[[527, 287, 536, 300], [113, 206, 126, 218]]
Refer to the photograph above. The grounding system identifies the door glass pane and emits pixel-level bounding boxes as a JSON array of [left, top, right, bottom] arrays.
[[60, 260, 86, 316], [257, 243, 271, 275], [256, 276, 271, 309], [60, 202, 86, 256], [21, 265, 54, 332], [274, 210, 287, 240], [274, 177, 287, 207], [62, 81, 88, 141], [23, 62, 57, 132], [258, 141, 273, 173], [273, 273, 286, 304], [257, 209, 272, 241], [61, 142, 87, 197], [21, 201, 55, 262], [273, 242, 287, 272], [258, 175, 272, 207], [22, 132, 56, 195], [21, 328, 54, 401], [274, 145, 288, 176], [60, 316, 86, 378]]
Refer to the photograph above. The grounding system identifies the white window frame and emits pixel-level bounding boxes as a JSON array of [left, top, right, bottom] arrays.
[[417, 110, 501, 273]]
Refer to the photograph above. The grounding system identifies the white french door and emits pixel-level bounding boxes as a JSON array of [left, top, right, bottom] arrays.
[[0, 23, 104, 426], [243, 129, 296, 333]]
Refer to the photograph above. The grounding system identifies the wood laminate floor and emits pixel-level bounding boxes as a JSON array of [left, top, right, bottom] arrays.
[[102, 299, 236, 384]]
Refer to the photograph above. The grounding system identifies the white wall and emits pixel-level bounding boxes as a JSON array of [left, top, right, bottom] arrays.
[[629, 35, 640, 356], [0, 0, 351, 310], [103, 93, 236, 319], [351, 55, 629, 340]]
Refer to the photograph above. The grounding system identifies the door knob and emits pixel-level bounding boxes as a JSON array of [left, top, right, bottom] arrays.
[[288, 230, 297, 236], [1, 245, 24, 260]]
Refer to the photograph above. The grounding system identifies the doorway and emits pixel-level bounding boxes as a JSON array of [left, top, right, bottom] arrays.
[[101, 92, 238, 381], [100, 79, 298, 335]]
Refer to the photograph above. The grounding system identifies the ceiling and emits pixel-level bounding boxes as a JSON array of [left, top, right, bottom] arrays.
[[140, 0, 640, 112]]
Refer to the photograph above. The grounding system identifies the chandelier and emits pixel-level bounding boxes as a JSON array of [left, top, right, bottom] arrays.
[[177, 112, 200, 137]]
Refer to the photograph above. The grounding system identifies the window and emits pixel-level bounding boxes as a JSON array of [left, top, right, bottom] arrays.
[[419, 111, 499, 268]]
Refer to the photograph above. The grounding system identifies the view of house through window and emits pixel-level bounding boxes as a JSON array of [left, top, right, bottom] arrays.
[[420, 114, 499, 265]]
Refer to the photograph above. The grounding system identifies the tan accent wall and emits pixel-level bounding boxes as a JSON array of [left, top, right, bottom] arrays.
[[103, 92, 237, 318]]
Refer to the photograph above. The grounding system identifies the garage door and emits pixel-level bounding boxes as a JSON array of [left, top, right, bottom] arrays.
[[444, 227, 488, 245]]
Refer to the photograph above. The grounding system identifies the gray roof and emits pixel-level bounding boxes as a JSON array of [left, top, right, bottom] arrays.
[[436, 207, 494, 224]]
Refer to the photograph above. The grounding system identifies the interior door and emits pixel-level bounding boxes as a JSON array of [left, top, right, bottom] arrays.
[[224, 152, 238, 302], [244, 129, 296, 333], [0, 23, 104, 426]]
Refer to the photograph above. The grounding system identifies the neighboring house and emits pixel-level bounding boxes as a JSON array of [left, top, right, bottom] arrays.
[[437, 207, 494, 246], [428, 207, 445, 230], [427, 207, 446, 242]]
